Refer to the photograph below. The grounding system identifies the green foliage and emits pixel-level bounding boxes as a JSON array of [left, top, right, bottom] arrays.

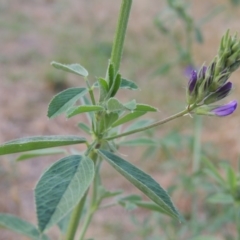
[[35, 155, 94, 232], [120, 78, 139, 90], [51, 61, 88, 77], [47, 87, 88, 118], [0, 214, 49, 240], [67, 105, 104, 118], [0, 136, 86, 155], [98, 149, 182, 221], [0, 1, 239, 240]]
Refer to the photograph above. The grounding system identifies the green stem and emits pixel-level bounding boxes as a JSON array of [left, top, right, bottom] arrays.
[[105, 108, 190, 141], [110, 0, 132, 73], [78, 207, 95, 240], [192, 116, 202, 172], [64, 191, 88, 240], [78, 160, 101, 240], [86, 79, 96, 105], [64, 151, 97, 240], [191, 115, 202, 235]]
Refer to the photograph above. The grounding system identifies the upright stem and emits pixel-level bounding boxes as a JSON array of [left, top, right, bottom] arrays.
[[64, 191, 88, 240], [191, 115, 202, 235], [65, 1, 133, 239], [192, 116, 202, 172], [110, 0, 132, 73], [78, 160, 101, 240], [64, 151, 97, 240]]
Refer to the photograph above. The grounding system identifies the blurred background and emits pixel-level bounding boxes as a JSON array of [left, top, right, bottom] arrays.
[[1, 0, 240, 239]]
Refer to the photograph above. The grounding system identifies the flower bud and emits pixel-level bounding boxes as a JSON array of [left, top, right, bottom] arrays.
[[186, 70, 198, 104], [203, 82, 232, 105], [193, 100, 237, 117]]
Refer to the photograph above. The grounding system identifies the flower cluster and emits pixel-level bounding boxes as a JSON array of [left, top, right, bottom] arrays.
[[186, 31, 240, 117]]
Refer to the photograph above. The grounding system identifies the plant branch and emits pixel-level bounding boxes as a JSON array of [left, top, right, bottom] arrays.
[[105, 108, 190, 141]]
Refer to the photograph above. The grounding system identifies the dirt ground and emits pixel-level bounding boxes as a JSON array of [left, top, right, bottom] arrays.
[[1, 0, 240, 239]]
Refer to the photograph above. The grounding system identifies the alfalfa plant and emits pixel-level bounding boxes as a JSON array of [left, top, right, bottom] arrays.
[[0, 1, 239, 239]]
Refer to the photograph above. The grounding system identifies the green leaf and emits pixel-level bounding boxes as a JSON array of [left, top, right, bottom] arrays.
[[98, 186, 122, 199], [120, 78, 139, 90], [17, 148, 66, 161], [107, 98, 126, 112], [110, 73, 121, 97], [119, 138, 156, 146], [133, 200, 172, 214], [207, 193, 234, 204], [124, 100, 136, 111], [35, 155, 94, 232], [118, 195, 142, 211], [81, 96, 94, 122], [103, 113, 119, 129], [77, 123, 91, 134], [0, 136, 86, 156], [57, 211, 72, 233], [118, 195, 173, 215], [135, 104, 158, 112], [0, 214, 49, 240], [119, 194, 142, 202], [51, 61, 88, 77], [98, 150, 182, 221], [111, 111, 146, 128], [47, 88, 87, 118], [67, 105, 104, 118], [107, 62, 115, 88], [98, 78, 109, 102]]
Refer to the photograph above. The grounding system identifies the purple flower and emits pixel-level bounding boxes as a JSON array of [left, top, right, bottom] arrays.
[[212, 100, 237, 116], [204, 82, 233, 104], [188, 70, 197, 93], [184, 65, 195, 77]]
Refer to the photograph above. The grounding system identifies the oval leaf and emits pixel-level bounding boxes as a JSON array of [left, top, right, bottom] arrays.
[[98, 78, 109, 102], [35, 155, 94, 232], [135, 104, 158, 112], [107, 98, 125, 112], [81, 96, 94, 122], [0, 136, 86, 156], [120, 78, 139, 90], [0, 214, 49, 240], [98, 150, 182, 221], [51, 61, 88, 77], [124, 100, 136, 111], [47, 87, 87, 118], [67, 105, 104, 118]]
